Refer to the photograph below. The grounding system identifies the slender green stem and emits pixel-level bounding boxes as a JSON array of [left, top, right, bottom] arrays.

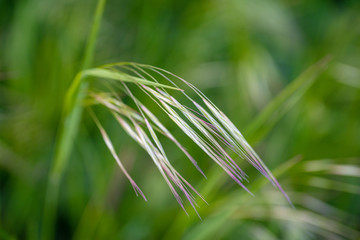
[[42, 0, 107, 239]]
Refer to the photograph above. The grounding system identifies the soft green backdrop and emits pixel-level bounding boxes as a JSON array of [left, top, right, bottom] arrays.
[[1, 0, 360, 239]]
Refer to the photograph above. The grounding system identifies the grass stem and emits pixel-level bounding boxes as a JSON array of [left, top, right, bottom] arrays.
[[42, 0, 107, 239]]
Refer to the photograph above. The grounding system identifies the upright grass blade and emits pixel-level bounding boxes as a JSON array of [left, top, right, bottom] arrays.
[[42, 0, 107, 239], [245, 55, 333, 144]]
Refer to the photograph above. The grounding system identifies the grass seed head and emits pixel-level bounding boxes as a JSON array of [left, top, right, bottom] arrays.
[[87, 62, 292, 214]]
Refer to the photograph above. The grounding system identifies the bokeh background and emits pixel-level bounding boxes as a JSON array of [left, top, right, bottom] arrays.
[[1, 0, 360, 239]]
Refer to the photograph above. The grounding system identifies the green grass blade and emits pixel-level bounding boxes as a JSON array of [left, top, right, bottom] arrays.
[[245, 55, 333, 144], [83, 68, 181, 90], [42, 0, 107, 239]]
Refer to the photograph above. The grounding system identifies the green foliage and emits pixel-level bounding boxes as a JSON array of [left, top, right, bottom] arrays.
[[1, 0, 360, 239]]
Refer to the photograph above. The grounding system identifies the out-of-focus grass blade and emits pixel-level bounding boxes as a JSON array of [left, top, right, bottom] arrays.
[[332, 62, 360, 89], [165, 156, 301, 239], [184, 193, 360, 240], [184, 156, 359, 240], [302, 159, 360, 177], [291, 193, 356, 221], [233, 206, 360, 240], [250, 225, 278, 240], [245, 55, 332, 144], [301, 176, 360, 195]]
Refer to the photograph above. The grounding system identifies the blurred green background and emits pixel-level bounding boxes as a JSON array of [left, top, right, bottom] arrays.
[[1, 0, 360, 239]]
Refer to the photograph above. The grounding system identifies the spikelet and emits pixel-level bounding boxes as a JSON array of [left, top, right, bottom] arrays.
[[86, 62, 291, 215]]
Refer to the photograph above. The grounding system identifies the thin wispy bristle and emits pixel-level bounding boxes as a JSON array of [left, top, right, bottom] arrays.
[[86, 62, 292, 215], [89, 109, 147, 201]]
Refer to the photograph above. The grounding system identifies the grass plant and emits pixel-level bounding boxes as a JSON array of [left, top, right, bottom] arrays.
[[1, 0, 359, 239]]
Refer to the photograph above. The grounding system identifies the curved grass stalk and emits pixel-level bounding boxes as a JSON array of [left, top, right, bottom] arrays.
[[85, 62, 292, 216], [42, 1, 317, 233]]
